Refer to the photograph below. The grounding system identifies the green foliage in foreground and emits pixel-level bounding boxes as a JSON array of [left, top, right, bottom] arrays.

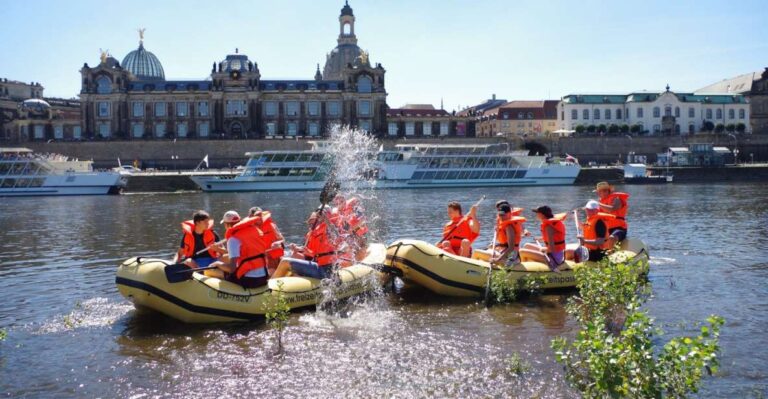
[[551, 257, 724, 398], [506, 352, 531, 376], [265, 280, 291, 355], [488, 267, 549, 305], [0, 328, 6, 341]]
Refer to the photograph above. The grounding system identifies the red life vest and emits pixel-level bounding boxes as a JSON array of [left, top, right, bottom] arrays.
[[600, 192, 629, 230], [582, 212, 616, 250], [540, 215, 566, 253], [181, 220, 217, 258], [344, 198, 368, 237], [224, 217, 268, 279], [254, 211, 284, 259], [495, 215, 526, 249], [443, 215, 479, 253], [304, 222, 338, 268]]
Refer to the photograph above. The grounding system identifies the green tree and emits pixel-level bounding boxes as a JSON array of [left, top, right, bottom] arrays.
[[608, 124, 619, 134], [630, 124, 642, 134], [620, 124, 630, 134], [597, 124, 607, 133], [551, 255, 723, 398], [575, 125, 586, 135], [266, 280, 291, 356], [736, 122, 746, 133], [586, 124, 597, 133], [725, 123, 736, 133], [703, 121, 715, 132], [715, 123, 725, 133]]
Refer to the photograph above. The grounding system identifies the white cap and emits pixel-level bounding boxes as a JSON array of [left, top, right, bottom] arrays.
[[220, 210, 241, 224], [584, 200, 600, 210]]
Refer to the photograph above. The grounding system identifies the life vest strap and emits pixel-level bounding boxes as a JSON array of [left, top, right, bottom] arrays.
[[239, 253, 266, 266]]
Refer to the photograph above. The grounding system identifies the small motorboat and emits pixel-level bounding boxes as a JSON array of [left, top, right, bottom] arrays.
[[385, 239, 648, 298], [116, 244, 389, 323]]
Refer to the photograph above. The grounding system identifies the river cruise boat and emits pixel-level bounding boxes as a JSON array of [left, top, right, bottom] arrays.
[[191, 142, 580, 192], [0, 148, 126, 196]]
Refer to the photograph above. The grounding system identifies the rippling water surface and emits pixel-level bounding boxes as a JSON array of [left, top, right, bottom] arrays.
[[1, 184, 766, 398]]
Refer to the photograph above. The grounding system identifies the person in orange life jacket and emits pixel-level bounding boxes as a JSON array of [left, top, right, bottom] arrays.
[[594, 181, 629, 245], [206, 211, 270, 288], [519, 206, 567, 271], [271, 211, 342, 279], [331, 194, 369, 261], [438, 201, 480, 257], [173, 210, 221, 269], [490, 203, 526, 266], [248, 206, 285, 274], [574, 200, 615, 262]]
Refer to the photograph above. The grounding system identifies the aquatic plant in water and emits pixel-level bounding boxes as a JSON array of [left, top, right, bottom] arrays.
[[551, 256, 723, 398], [266, 281, 290, 356]]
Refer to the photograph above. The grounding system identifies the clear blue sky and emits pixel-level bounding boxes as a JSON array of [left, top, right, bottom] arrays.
[[1, 0, 766, 111]]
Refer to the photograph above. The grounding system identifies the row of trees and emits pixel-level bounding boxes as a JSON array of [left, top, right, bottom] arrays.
[[573, 122, 747, 136]]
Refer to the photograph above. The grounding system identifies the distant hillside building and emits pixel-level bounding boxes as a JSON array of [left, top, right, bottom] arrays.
[[475, 100, 558, 138], [386, 104, 474, 137], [78, 2, 387, 140], [0, 78, 81, 142], [558, 86, 750, 135]]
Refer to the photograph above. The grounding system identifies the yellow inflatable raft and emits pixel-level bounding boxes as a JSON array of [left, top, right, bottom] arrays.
[[385, 239, 648, 298], [116, 244, 388, 323]]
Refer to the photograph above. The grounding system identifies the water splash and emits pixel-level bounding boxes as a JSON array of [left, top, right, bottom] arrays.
[[35, 297, 133, 334]]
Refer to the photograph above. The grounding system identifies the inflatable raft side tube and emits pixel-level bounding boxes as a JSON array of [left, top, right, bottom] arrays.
[[116, 276, 275, 321], [388, 253, 485, 294]]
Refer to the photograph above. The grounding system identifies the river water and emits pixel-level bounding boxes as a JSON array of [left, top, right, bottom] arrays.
[[0, 183, 766, 398]]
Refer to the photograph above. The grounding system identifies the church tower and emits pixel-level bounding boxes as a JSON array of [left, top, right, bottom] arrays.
[[338, 1, 357, 46]]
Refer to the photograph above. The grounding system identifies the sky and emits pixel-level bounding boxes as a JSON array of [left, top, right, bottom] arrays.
[[1, 0, 767, 111]]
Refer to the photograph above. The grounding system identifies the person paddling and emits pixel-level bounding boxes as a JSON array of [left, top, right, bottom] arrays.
[[207, 211, 270, 288], [272, 211, 344, 279], [489, 203, 526, 266], [173, 210, 221, 269], [249, 206, 285, 275], [438, 201, 480, 257], [520, 206, 567, 271], [575, 200, 616, 262], [594, 181, 629, 246]]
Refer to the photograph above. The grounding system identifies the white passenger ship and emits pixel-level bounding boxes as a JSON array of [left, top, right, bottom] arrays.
[[0, 148, 126, 196], [191, 142, 580, 192]]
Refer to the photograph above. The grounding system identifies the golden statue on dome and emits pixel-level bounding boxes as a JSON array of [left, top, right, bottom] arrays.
[[137, 28, 146, 44], [358, 50, 369, 65], [99, 48, 108, 64]]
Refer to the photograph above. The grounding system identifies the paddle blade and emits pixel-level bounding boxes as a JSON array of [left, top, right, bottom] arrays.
[[319, 176, 340, 204], [164, 263, 195, 283]]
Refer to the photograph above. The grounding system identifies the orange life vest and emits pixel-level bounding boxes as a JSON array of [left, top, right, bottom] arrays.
[[225, 217, 268, 279], [254, 211, 284, 259], [305, 222, 338, 268], [582, 212, 616, 250], [600, 192, 629, 230], [540, 215, 566, 253], [344, 198, 368, 237], [181, 220, 217, 258], [443, 215, 479, 252], [495, 215, 526, 249]]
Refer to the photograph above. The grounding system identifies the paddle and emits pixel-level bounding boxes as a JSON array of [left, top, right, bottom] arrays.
[[440, 195, 486, 244], [164, 263, 220, 283], [177, 238, 227, 263], [572, 210, 589, 262], [484, 222, 498, 307]]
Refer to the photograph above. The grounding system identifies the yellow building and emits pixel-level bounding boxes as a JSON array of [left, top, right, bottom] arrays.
[[476, 100, 559, 137]]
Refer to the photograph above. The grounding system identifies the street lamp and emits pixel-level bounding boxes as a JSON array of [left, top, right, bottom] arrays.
[[727, 133, 738, 165]]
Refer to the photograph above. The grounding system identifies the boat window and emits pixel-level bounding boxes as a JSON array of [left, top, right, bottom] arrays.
[[297, 154, 312, 162], [463, 158, 476, 168], [11, 163, 26, 175], [310, 154, 324, 163], [423, 171, 436, 180], [412, 171, 425, 180], [417, 158, 429, 168], [0, 163, 11, 175], [278, 168, 291, 176], [513, 170, 526, 178], [469, 171, 483, 179], [435, 171, 448, 180], [428, 158, 439, 169], [284, 154, 298, 162], [475, 159, 487, 168], [288, 168, 301, 175], [497, 158, 508, 168], [446, 171, 460, 180], [486, 158, 497, 168], [247, 158, 263, 167], [15, 178, 31, 188], [481, 170, 495, 179], [258, 154, 274, 163], [451, 158, 464, 168], [271, 154, 286, 163], [1, 178, 16, 188], [491, 170, 505, 179], [29, 178, 44, 187], [256, 168, 269, 176], [439, 158, 451, 168], [264, 169, 280, 177]]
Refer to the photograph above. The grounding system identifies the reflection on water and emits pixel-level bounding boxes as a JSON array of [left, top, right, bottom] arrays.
[[0, 184, 767, 397]]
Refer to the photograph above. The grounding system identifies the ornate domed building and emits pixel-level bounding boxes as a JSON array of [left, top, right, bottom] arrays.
[[77, 3, 390, 143], [121, 33, 165, 81]]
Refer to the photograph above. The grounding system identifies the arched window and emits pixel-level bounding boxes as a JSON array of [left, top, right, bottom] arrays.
[[728, 109, 735, 119], [518, 112, 524, 119], [582, 109, 589, 120], [739, 109, 745, 119], [96, 76, 111, 94], [571, 109, 578, 120], [616, 109, 622, 119], [716, 109, 722, 119], [527, 112, 534, 119], [343, 22, 351, 35], [594, 109, 600, 120], [605, 109, 612, 120], [706, 109, 712, 119], [664, 106, 672, 117], [357, 75, 372, 93], [674, 107, 680, 117], [653, 107, 661, 117]]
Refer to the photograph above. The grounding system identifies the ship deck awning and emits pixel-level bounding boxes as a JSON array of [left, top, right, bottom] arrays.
[[668, 147, 690, 153]]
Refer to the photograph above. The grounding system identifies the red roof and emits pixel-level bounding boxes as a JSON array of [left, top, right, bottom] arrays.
[[494, 100, 559, 120], [387, 108, 450, 117]]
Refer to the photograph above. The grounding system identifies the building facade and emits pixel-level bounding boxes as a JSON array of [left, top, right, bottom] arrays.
[[386, 104, 474, 137], [78, 2, 387, 140], [1, 78, 82, 142], [475, 100, 558, 138], [749, 68, 768, 135], [558, 86, 751, 135]]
